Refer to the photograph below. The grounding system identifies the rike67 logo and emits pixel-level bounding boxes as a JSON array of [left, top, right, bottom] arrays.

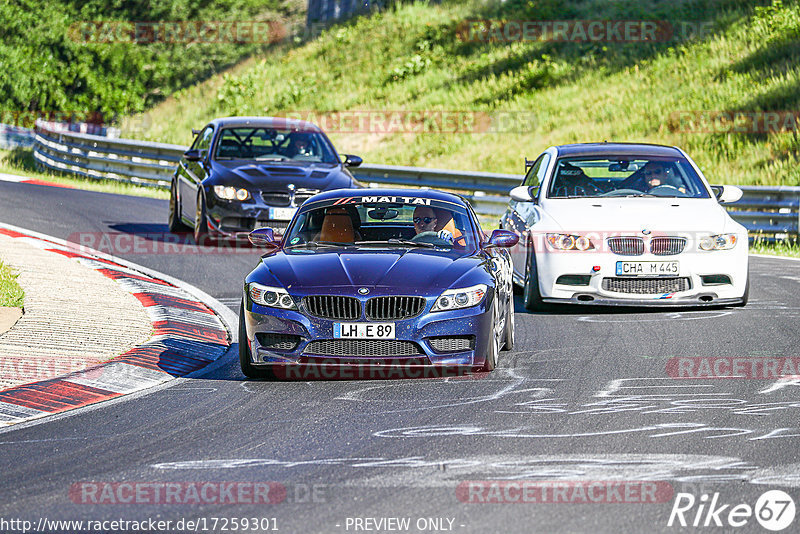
[[668, 490, 796, 531]]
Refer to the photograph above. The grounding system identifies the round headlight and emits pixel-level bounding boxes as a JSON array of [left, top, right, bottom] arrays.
[[223, 186, 236, 200], [280, 295, 293, 308], [699, 236, 715, 250], [575, 236, 592, 250], [454, 293, 469, 306], [557, 235, 576, 250], [264, 291, 279, 305], [438, 296, 451, 309], [235, 188, 249, 201]]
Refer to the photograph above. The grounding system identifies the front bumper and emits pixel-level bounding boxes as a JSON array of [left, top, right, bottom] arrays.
[[241, 293, 495, 371], [535, 245, 748, 306], [206, 197, 300, 240]]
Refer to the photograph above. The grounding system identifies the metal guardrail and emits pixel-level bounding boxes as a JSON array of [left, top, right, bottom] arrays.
[[25, 121, 800, 236], [0, 124, 35, 150]]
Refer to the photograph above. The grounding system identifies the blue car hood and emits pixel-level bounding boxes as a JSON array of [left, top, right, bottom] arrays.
[[211, 161, 354, 190], [259, 249, 486, 294]]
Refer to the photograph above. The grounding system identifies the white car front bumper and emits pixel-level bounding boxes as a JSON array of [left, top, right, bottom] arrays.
[[535, 243, 748, 306]]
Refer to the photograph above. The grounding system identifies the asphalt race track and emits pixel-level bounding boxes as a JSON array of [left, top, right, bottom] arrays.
[[2, 181, 800, 533]]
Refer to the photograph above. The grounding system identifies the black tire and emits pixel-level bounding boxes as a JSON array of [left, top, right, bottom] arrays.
[[239, 301, 273, 379], [731, 274, 749, 308], [482, 302, 500, 372], [193, 192, 210, 245], [523, 247, 547, 311], [168, 180, 190, 233], [502, 292, 515, 351]]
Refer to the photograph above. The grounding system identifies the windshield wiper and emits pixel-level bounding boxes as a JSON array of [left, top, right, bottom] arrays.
[[286, 241, 354, 249], [386, 238, 436, 248]]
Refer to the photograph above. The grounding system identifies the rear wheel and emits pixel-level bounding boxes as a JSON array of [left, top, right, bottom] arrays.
[[523, 248, 547, 311], [168, 181, 190, 232], [239, 301, 273, 379], [502, 292, 515, 351]]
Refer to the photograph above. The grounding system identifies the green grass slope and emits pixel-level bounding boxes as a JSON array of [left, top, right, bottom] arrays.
[[123, 0, 800, 186]]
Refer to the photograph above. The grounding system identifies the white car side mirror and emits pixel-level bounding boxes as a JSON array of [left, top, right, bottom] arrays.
[[715, 185, 743, 204], [510, 185, 535, 202]]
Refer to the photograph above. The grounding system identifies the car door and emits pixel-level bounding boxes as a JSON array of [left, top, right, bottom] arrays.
[[502, 153, 549, 279], [179, 125, 214, 220]]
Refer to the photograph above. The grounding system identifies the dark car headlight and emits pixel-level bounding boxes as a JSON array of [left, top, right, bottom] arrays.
[[214, 185, 251, 201], [248, 282, 297, 310], [432, 284, 487, 312]]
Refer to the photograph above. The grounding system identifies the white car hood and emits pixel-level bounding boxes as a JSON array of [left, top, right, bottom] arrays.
[[541, 198, 729, 234]]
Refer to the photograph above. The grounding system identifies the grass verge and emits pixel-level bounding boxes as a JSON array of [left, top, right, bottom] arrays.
[[751, 238, 800, 258], [0, 149, 168, 199], [0, 261, 24, 308]]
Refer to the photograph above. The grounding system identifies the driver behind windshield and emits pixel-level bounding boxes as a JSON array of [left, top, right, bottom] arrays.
[[413, 206, 453, 242], [622, 161, 686, 193]]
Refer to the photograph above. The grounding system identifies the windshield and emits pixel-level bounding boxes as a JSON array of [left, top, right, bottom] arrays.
[[284, 196, 477, 251], [214, 127, 339, 163], [547, 156, 711, 199]]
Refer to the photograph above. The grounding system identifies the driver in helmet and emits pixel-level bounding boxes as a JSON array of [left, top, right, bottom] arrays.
[[288, 133, 314, 157]]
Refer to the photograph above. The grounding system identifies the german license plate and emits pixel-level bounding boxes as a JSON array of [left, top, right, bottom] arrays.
[[268, 207, 297, 221], [616, 261, 679, 276], [334, 323, 395, 339]]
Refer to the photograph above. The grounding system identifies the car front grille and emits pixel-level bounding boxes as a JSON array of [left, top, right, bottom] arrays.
[[304, 339, 424, 357], [650, 237, 687, 256], [303, 295, 361, 320], [602, 277, 691, 294], [608, 237, 645, 256], [261, 191, 291, 206], [428, 336, 475, 353], [365, 296, 426, 320], [256, 333, 301, 351]]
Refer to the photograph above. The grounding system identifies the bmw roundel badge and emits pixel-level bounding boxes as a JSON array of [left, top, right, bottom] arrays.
[[358, 287, 369, 295]]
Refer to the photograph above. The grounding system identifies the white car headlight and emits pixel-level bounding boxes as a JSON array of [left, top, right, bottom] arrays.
[[432, 284, 487, 312], [248, 282, 296, 310], [546, 233, 595, 251], [699, 233, 738, 251], [214, 185, 251, 201]]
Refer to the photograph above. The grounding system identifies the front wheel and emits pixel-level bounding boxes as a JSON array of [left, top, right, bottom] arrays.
[[239, 301, 274, 379], [482, 303, 500, 372], [523, 249, 547, 311], [168, 181, 190, 232], [501, 292, 515, 351], [731, 274, 749, 307], [193, 192, 210, 245]]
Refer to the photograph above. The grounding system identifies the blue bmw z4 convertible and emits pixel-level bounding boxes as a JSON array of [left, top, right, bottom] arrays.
[[239, 188, 519, 379]]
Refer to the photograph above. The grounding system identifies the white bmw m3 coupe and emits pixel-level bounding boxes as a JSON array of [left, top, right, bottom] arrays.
[[500, 143, 749, 309]]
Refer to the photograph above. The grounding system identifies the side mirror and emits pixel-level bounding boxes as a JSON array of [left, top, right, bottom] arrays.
[[184, 149, 203, 162], [485, 229, 519, 248], [248, 227, 280, 248], [342, 154, 363, 168], [712, 185, 743, 204], [509, 185, 537, 203]]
